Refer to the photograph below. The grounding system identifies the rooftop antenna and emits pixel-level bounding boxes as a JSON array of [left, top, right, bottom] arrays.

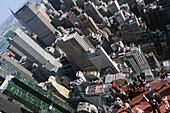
[[8, 7, 15, 15]]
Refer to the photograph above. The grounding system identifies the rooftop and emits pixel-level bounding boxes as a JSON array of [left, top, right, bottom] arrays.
[[118, 80, 170, 112]]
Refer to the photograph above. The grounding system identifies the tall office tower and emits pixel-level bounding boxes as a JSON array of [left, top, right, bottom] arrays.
[[60, 56, 77, 80], [97, 4, 108, 17], [36, 5, 51, 22], [0, 72, 75, 113], [77, 0, 85, 9], [11, 2, 57, 46], [102, 0, 111, 4], [56, 32, 97, 71], [124, 56, 142, 74], [63, 0, 77, 9], [48, 0, 62, 11], [58, 11, 85, 29], [108, 0, 120, 15], [88, 46, 120, 73], [145, 52, 161, 69], [79, 13, 99, 34], [89, 0, 101, 6], [86, 32, 102, 47], [0, 52, 32, 79], [120, 15, 147, 44], [78, 13, 109, 41], [86, 32, 111, 54], [143, 5, 169, 31], [120, 3, 131, 13], [68, 11, 85, 28], [4, 26, 61, 77], [114, 10, 127, 25], [71, 6, 82, 15], [84, 1, 104, 23], [118, 0, 136, 7], [125, 47, 154, 79], [19, 56, 34, 71]]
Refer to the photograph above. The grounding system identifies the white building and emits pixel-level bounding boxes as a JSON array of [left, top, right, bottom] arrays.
[[88, 46, 119, 73], [4, 26, 61, 75]]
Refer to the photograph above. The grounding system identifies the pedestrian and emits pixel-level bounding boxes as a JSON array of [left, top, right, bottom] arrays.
[[138, 75, 146, 91], [114, 97, 125, 111], [161, 96, 170, 113], [128, 86, 134, 99], [153, 93, 162, 104], [124, 102, 133, 113], [140, 73, 147, 91], [133, 77, 138, 90], [124, 79, 135, 98], [160, 74, 165, 82], [137, 76, 142, 90], [135, 108, 144, 113], [164, 73, 170, 84], [123, 79, 130, 88], [143, 95, 161, 113]]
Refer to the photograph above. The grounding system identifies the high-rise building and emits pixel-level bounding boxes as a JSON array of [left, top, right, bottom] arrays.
[[86, 32, 102, 47], [86, 32, 111, 54], [11, 2, 57, 46], [124, 56, 142, 74], [36, 5, 51, 22], [4, 26, 61, 77], [60, 56, 77, 80], [143, 5, 169, 31], [63, 0, 77, 9], [56, 32, 97, 71], [114, 10, 127, 25], [0, 72, 75, 113], [0, 52, 33, 79], [118, 0, 136, 7], [120, 15, 148, 44], [84, 1, 104, 23], [48, 0, 62, 11], [108, 0, 120, 15], [125, 47, 154, 79], [88, 46, 120, 73]]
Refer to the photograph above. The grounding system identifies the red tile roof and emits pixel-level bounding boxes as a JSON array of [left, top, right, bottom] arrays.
[[118, 80, 170, 113]]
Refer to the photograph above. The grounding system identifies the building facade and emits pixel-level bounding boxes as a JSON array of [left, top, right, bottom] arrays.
[[4, 26, 61, 77], [13, 2, 57, 46], [56, 32, 97, 71], [0, 73, 75, 113], [88, 46, 119, 73]]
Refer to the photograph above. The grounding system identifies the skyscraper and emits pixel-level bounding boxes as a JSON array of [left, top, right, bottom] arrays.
[[108, 0, 120, 15], [88, 46, 120, 73], [124, 56, 142, 74], [11, 2, 57, 46], [4, 26, 61, 77], [125, 47, 154, 79], [84, 1, 104, 23], [56, 32, 97, 71]]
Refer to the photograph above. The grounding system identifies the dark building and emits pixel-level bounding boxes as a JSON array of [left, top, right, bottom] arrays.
[[12, 2, 57, 46], [0, 97, 32, 113], [143, 4, 169, 31], [84, 1, 104, 24], [48, 0, 62, 11]]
